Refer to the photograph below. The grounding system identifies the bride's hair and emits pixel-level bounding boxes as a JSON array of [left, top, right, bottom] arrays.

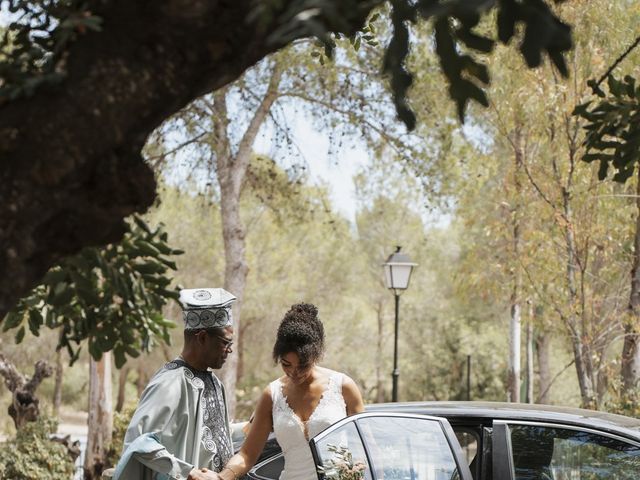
[[272, 303, 325, 365]]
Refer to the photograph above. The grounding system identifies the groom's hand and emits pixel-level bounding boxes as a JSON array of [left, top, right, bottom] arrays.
[[188, 467, 220, 479]]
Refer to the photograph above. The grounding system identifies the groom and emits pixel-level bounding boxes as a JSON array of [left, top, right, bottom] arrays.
[[111, 287, 236, 480]]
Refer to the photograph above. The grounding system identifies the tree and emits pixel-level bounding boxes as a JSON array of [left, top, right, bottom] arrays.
[[150, 28, 430, 413], [1, 216, 182, 478], [3, 216, 181, 366], [0, 353, 53, 430], [0, 0, 572, 319], [575, 47, 640, 393]]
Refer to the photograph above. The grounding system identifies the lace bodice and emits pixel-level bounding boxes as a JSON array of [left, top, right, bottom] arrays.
[[270, 371, 347, 480]]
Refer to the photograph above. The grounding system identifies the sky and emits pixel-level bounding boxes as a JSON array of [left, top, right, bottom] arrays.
[[253, 110, 370, 223]]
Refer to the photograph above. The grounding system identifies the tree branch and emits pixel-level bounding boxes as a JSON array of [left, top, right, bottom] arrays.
[[595, 34, 640, 88], [0, 0, 378, 318]]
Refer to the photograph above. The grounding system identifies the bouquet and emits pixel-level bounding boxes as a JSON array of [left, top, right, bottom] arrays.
[[317, 444, 367, 480]]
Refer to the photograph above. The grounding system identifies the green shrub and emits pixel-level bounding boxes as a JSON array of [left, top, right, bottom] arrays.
[[604, 387, 640, 418], [105, 407, 136, 468], [0, 417, 75, 480]]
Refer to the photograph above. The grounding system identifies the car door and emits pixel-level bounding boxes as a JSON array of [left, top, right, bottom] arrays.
[[309, 412, 474, 480], [492, 420, 640, 479]]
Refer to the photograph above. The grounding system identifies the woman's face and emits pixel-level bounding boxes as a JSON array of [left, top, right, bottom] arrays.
[[280, 351, 314, 385]]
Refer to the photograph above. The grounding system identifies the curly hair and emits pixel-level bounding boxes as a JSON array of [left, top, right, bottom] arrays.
[[272, 303, 325, 365]]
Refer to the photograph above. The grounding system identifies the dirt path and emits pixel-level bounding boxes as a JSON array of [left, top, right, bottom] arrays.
[[57, 408, 88, 437]]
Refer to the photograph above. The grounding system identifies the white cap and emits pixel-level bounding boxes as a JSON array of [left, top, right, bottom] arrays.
[[179, 288, 236, 330]]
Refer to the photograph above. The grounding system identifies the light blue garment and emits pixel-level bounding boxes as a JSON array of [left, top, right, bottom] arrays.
[[112, 432, 185, 480], [113, 360, 232, 480]]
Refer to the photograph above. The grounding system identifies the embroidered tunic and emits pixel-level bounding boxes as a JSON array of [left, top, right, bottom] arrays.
[[114, 359, 232, 480]]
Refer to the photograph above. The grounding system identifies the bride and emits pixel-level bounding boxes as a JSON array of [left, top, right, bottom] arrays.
[[202, 303, 365, 480]]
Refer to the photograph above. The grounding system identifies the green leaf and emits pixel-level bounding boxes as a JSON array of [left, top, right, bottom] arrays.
[[132, 215, 152, 234], [49, 282, 75, 306], [2, 310, 24, 331], [88, 339, 102, 361], [497, 0, 516, 44], [15, 326, 25, 344], [608, 75, 623, 97], [157, 257, 177, 270], [28, 310, 43, 337], [113, 345, 127, 369], [457, 30, 494, 54], [132, 261, 165, 275], [43, 268, 67, 285], [572, 102, 592, 117], [125, 345, 141, 358], [134, 240, 162, 258]]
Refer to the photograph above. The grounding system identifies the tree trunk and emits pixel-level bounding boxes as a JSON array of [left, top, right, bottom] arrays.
[[0, 354, 52, 429], [218, 180, 249, 418], [508, 301, 521, 403], [571, 335, 596, 407], [622, 169, 640, 392], [115, 365, 130, 413], [526, 320, 534, 404], [535, 331, 551, 404], [562, 188, 596, 407], [507, 128, 523, 403], [84, 353, 113, 480], [375, 301, 386, 403], [53, 349, 64, 417], [213, 64, 283, 419]]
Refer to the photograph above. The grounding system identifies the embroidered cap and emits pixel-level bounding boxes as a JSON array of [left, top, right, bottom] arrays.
[[179, 288, 236, 330]]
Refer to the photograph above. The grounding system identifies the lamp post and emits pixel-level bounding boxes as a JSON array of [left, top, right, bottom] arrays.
[[383, 246, 417, 402]]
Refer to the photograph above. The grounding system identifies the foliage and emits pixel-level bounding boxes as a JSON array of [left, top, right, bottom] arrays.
[[0, 416, 75, 480], [0, 0, 102, 102], [1, 0, 571, 127], [604, 386, 640, 418], [381, 0, 571, 126], [105, 406, 136, 468], [0, 216, 183, 368], [318, 444, 366, 480], [575, 74, 640, 182]]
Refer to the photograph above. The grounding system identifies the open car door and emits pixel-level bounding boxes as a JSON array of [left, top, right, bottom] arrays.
[[310, 412, 474, 480]]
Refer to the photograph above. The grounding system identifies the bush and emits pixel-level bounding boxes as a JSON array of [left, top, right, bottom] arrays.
[[105, 407, 136, 468], [0, 417, 75, 480], [604, 386, 640, 418]]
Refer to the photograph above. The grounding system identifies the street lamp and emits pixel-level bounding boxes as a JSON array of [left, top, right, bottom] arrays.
[[383, 246, 417, 402]]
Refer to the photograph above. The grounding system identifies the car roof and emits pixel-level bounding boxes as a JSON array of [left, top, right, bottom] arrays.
[[365, 401, 640, 440]]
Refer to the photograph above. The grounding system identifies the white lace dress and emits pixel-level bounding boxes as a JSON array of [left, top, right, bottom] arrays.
[[270, 371, 347, 480]]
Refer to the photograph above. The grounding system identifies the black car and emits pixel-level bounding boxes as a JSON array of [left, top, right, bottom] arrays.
[[244, 401, 640, 480]]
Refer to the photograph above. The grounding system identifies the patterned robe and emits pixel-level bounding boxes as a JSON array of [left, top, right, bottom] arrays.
[[114, 359, 233, 480]]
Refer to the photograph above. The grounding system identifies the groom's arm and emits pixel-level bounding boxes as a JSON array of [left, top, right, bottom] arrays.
[[117, 369, 195, 479]]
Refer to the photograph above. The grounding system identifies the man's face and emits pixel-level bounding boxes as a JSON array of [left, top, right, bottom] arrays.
[[203, 326, 234, 370]]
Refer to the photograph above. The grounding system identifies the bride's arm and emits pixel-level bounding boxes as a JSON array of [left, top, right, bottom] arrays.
[[219, 387, 273, 480], [342, 375, 365, 415]]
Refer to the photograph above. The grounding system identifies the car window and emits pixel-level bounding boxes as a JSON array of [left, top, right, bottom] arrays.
[[508, 424, 640, 480], [356, 416, 462, 480], [249, 453, 284, 480], [315, 421, 373, 480], [453, 428, 480, 480], [454, 428, 479, 467]]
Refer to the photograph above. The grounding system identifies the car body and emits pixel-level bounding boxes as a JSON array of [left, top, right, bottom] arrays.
[[245, 401, 640, 480]]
